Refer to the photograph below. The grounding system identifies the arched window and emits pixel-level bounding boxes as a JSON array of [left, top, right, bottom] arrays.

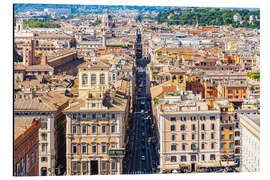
[[100, 73, 105, 84], [82, 74, 88, 85], [91, 74, 96, 85]]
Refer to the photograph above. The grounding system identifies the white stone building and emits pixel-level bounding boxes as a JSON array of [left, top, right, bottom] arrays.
[[238, 113, 260, 172]]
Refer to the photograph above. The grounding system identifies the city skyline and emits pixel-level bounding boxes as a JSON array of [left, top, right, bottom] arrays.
[[12, 2, 260, 176]]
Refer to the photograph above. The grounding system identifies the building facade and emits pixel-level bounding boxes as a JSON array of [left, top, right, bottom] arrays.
[[156, 100, 220, 173], [64, 60, 131, 175], [14, 118, 41, 176], [239, 113, 260, 172]]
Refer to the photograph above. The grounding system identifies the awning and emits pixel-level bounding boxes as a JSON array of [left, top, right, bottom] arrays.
[[198, 162, 221, 168], [220, 161, 235, 167], [179, 164, 189, 167]]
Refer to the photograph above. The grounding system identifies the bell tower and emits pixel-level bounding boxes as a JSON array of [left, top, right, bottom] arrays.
[[22, 40, 35, 66]]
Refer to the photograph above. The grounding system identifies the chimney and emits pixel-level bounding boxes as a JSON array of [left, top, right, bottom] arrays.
[[41, 54, 47, 65]]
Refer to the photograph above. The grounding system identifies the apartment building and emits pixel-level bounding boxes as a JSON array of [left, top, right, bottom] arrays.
[[64, 60, 131, 175], [239, 113, 260, 172], [14, 91, 69, 176], [155, 98, 220, 173], [215, 100, 240, 167], [14, 118, 41, 176]]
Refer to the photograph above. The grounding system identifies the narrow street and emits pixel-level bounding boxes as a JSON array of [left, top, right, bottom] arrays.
[[124, 28, 159, 174]]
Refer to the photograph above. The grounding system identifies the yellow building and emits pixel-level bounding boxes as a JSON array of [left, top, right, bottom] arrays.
[[169, 69, 186, 91], [64, 60, 131, 175]]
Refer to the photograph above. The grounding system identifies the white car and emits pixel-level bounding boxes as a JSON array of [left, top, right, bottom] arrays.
[[141, 155, 145, 161]]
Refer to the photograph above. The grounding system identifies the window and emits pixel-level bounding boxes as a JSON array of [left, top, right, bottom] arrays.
[[92, 103, 96, 108], [182, 144, 185, 150], [211, 123, 215, 130], [92, 114, 96, 120], [201, 124, 205, 130], [201, 133, 205, 140], [102, 161, 107, 170], [41, 143, 47, 152], [91, 74, 96, 85], [228, 116, 231, 121], [102, 114, 106, 119], [191, 144, 196, 150], [92, 145, 97, 153], [172, 134, 175, 141], [201, 143, 205, 149], [102, 144, 107, 153], [82, 125, 87, 134], [111, 142, 116, 149], [100, 73, 105, 84], [235, 140, 240, 146], [111, 125, 116, 133], [171, 144, 177, 151], [229, 143, 233, 149], [211, 143, 215, 149], [26, 154, 29, 172], [202, 154, 205, 161], [71, 161, 78, 172], [182, 134, 185, 140], [21, 158, 24, 175], [210, 116, 215, 120], [229, 134, 233, 140], [170, 117, 176, 121], [170, 125, 175, 131], [111, 114, 116, 120], [211, 133, 215, 139], [235, 148, 240, 154], [192, 124, 196, 131], [72, 114, 77, 121], [181, 156, 186, 162], [41, 157, 47, 162], [235, 131, 240, 136], [111, 160, 116, 170], [191, 155, 196, 161], [171, 156, 177, 162], [210, 154, 216, 160], [72, 144, 77, 154], [221, 135, 224, 140], [102, 125, 106, 134], [41, 133, 47, 141], [221, 143, 224, 149], [180, 124, 185, 131], [82, 114, 86, 119], [91, 125, 96, 134], [235, 122, 239, 129], [192, 133, 195, 140], [72, 125, 77, 134], [82, 74, 88, 85], [82, 161, 88, 172], [31, 152, 34, 165], [221, 127, 224, 131], [41, 120, 47, 130], [82, 144, 87, 154]]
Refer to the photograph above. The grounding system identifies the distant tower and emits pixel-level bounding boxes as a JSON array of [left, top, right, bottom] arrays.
[[195, 16, 198, 28], [102, 9, 113, 28], [16, 19, 24, 32], [102, 29, 106, 47], [22, 40, 35, 66]]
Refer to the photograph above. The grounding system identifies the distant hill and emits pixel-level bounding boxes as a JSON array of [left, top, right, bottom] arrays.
[[155, 8, 260, 29]]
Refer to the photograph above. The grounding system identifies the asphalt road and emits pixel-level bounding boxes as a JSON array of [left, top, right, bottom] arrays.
[[124, 31, 159, 174]]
